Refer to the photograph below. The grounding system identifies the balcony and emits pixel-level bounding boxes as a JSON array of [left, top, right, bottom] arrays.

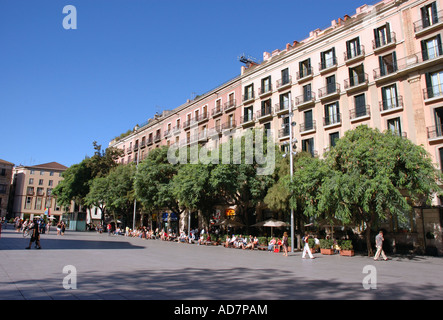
[[164, 130, 172, 138], [140, 141, 146, 149], [323, 114, 341, 128], [372, 32, 396, 53], [427, 125, 443, 141], [374, 51, 443, 82], [300, 121, 316, 134], [295, 92, 316, 109], [242, 92, 255, 104], [198, 131, 208, 141], [258, 84, 272, 98], [413, 10, 443, 37], [126, 147, 132, 154], [183, 119, 193, 130], [318, 83, 340, 101], [276, 76, 292, 91], [147, 137, 153, 146], [212, 106, 223, 117], [296, 67, 313, 82], [344, 45, 365, 65], [133, 144, 139, 152], [344, 73, 368, 93], [275, 100, 293, 115], [222, 121, 237, 131], [350, 106, 371, 122], [172, 125, 181, 135], [196, 112, 209, 123], [240, 114, 256, 127], [224, 99, 237, 112], [423, 84, 443, 103], [256, 107, 273, 121], [319, 57, 337, 74], [154, 134, 161, 143], [379, 96, 404, 114], [278, 127, 290, 139]]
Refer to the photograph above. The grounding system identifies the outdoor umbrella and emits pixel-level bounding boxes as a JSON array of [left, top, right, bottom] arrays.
[[252, 218, 289, 237]]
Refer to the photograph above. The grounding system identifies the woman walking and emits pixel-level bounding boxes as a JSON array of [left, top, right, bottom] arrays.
[[282, 232, 289, 256]]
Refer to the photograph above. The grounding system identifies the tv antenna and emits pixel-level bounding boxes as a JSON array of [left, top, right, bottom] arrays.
[[238, 54, 259, 68]]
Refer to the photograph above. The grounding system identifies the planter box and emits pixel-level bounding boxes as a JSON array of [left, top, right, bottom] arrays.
[[320, 248, 335, 255], [340, 250, 355, 257]]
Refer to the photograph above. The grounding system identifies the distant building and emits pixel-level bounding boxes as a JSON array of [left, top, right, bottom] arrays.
[[0, 159, 14, 218], [11, 162, 73, 220]]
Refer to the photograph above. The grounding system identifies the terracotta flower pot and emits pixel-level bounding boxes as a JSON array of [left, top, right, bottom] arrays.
[[340, 250, 354, 256], [321, 248, 335, 255]]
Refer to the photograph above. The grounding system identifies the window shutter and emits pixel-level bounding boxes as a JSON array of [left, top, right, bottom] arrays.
[[386, 23, 391, 43], [421, 39, 429, 61], [392, 51, 397, 72], [379, 56, 385, 76], [425, 72, 433, 98], [431, 2, 438, 24], [374, 28, 380, 48], [422, 6, 430, 28], [437, 34, 443, 56]]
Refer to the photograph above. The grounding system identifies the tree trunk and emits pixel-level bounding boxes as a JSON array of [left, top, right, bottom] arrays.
[[365, 219, 374, 257]]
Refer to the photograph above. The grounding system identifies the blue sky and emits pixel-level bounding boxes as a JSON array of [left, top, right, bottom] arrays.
[[0, 0, 371, 167]]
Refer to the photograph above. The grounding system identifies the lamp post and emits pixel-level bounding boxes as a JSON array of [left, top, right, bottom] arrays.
[[133, 147, 140, 231], [281, 112, 297, 254]]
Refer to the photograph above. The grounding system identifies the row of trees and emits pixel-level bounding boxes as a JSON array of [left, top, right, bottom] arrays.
[[53, 126, 442, 255]]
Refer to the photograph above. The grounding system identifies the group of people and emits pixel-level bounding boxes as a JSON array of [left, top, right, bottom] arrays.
[[266, 232, 290, 256], [225, 234, 260, 250]]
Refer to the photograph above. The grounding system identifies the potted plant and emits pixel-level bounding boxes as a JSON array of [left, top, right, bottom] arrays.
[[320, 239, 335, 255], [339, 240, 354, 256], [308, 238, 316, 254]]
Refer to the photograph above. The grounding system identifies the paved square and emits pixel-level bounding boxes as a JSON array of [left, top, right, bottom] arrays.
[[1, 225, 442, 300]]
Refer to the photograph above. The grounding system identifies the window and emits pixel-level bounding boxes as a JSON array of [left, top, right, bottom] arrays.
[[354, 94, 367, 118], [48, 180, 53, 186], [324, 102, 340, 126], [325, 75, 337, 94], [261, 76, 272, 94], [303, 110, 314, 131], [47, 188, 53, 196], [329, 132, 340, 148], [37, 187, 44, 196], [348, 64, 366, 87], [261, 99, 272, 116], [243, 106, 254, 122], [421, 35, 442, 60], [25, 197, 32, 210], [0, 169, 5, 176], [433, 107, 443, 137], [264, 122, 271, 133], [425, 70, 443, 99], [29, 178, 34, 184], [50, 171, 54, 176], [30, 170, 35, 175], [299, 59, 312, 78], [281, 68, 290, 85], [381, 84, 399, 110], [387, 117, 402, 136], [279, 92, 291, 111], [302, 138, 315, 156], [378, 52, 397, 77], [303, 84, 313, 102], [39, 179, 44, 186], [35, 197, 42, 210], [0, 184, 6, 194], [244, 84, 254, 101], [320, 48, 336, 70], [421, 2, 439, 29], [346, 37, 362, 59], [374, 23, 393, 48], [40, 171, 44, 175], [27, 186, 34, 195], [281, 117, 290, 137]]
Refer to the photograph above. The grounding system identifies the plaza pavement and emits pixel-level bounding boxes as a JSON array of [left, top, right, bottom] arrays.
[[0, 225, 442, 301]]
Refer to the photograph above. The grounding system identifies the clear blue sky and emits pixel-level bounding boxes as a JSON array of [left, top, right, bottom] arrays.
[[0, 0, 371, 168]]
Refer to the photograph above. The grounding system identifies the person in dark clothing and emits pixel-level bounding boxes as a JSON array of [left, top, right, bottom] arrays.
[[25, 219, 41, 249]]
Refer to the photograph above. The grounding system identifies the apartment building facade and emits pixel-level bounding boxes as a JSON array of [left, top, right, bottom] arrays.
[[109, 0, 443, 253], [0, 159, 14, 218], [11, 162, 73, 220]]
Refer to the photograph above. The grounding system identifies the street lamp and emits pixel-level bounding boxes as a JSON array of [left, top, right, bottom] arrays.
[[133, 147, 140, 231], [280, 112, 297, 254]]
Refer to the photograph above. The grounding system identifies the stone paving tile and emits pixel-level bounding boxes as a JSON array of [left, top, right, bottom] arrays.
[[1, 226, 442, 301]]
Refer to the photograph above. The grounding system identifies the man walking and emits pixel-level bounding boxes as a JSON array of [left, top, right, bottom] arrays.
[[374, 230, 388, 261], [25, 219, 42, 249], [302, 232, 315, 259]]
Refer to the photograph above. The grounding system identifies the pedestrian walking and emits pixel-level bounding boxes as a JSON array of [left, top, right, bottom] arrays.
[[374, 230, 388, 261], [25, 219, 42, 249], [302, 232, 315, 259], [282, 232, 289, 256]]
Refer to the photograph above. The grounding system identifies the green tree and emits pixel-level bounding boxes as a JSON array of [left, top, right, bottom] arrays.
[[318, 126, 442, 255]]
